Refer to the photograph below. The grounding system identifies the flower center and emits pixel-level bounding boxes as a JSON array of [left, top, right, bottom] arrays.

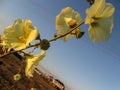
[[68, 19, 77, 28], [91, 17, 98, 26], [64, 17, 77, 28], [19, 36, 26, 42]]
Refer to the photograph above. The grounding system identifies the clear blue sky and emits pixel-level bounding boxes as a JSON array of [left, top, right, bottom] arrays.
[[0, 0, 120, 90]]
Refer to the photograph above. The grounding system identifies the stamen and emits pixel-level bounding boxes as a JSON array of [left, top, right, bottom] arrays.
[[19, 36, 26, 42]]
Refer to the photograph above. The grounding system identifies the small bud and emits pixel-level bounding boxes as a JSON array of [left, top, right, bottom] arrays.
[[54, 33, 57, 38], [40, 39, 50, 50]]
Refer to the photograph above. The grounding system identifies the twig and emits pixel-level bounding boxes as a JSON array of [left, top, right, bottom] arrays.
[[0, 43, 40, 58], [0, 20, 84, 58]]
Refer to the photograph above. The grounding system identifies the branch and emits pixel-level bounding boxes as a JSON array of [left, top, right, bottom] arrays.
[[0, 20, 84, 58], [49, 20, 85, 42], [0, 43, 40, 58]]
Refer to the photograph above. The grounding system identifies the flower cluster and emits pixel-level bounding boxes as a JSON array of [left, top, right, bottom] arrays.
[[0, 0, 115, 78], [0, 19, 47, 78]]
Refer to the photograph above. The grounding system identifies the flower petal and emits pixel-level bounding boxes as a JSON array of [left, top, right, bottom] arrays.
[[26, 27, 39, 45], [88, 16, 113, 42], [61, 7, 73, 17], [88, 25, 110, 42], [100, 3, 115, 17], [56, 14, 66, 25], [86, 0, 105, 18], [25, 50, 46, 78]]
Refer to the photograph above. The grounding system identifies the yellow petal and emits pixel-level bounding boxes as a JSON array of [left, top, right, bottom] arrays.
[[56, 14, 66, 25], [25, 50, 46, 78], [100, 3, 115, 17], [88, 0, 105, 17], [74, 13, 82, 23], [89, 26, 110, 42], [88, 17, 113, 42], [98, 16, 113, 33], [61, 7, 73, 17], [26, 27, 39, 45]]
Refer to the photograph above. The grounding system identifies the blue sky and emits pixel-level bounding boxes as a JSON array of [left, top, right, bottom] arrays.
[[0, 0, 120, 90]]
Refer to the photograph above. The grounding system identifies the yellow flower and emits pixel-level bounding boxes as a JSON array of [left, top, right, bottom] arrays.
[[56, 7, 83, 41], [13, 74, 21, 81], [85, 0, 115, 42], [1, 19, 39, 50], [25, 50, 46, 78]]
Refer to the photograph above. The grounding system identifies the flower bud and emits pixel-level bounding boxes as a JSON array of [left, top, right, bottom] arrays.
[[76, 30, 85, 39], [40, 39, 50, 50]]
